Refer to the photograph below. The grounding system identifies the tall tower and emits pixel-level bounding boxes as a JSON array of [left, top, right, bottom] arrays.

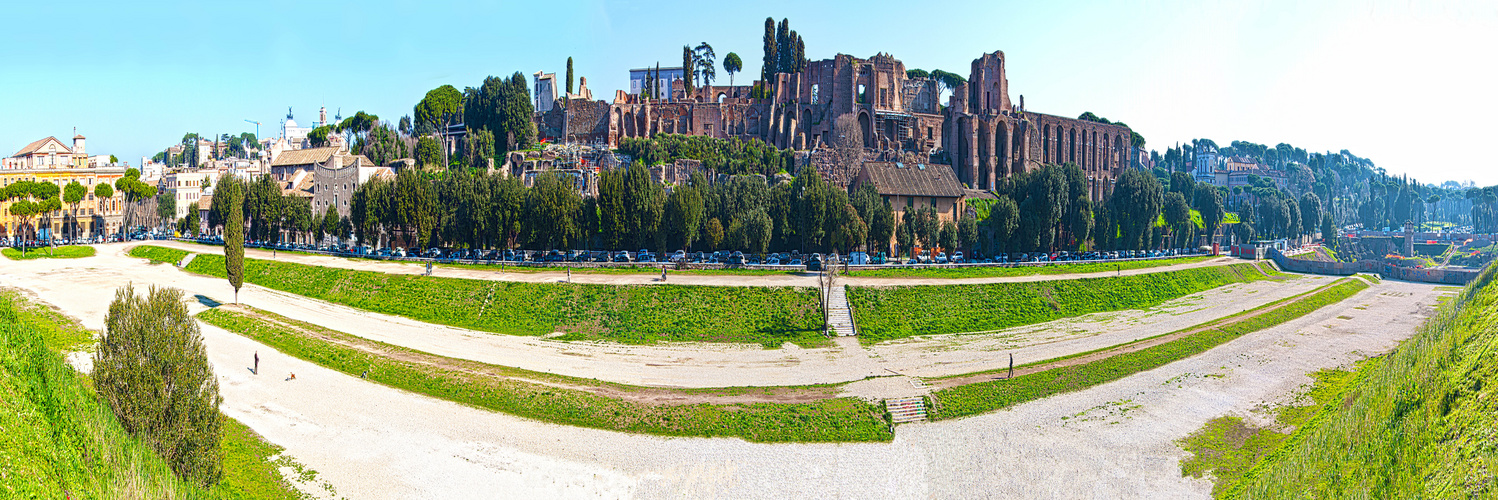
[[319, 106, 327, 127]]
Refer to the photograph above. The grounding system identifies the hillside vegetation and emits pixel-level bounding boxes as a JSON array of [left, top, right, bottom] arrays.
[[174, 249, 824, 347], [849, 263, 1274, 342], [1229, 263, 1498, 497]]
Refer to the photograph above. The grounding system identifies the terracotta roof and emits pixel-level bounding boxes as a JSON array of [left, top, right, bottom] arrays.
[[282, 176, 315, 198], [197, 195, 213, 209], [270, 147, 339, 167], [858, 162, 965, 198], [11, 136, 69, 157]]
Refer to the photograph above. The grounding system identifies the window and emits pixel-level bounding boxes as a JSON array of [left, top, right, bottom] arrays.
[[905, 196, 913, 208]]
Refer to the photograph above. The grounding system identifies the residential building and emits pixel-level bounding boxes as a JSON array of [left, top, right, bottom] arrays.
[[162, 171, 209, 221], [534, 71, 558, 114], [627, 66, 687, 96], [1, 134, 127, 241], [851, 161, 972, 254]]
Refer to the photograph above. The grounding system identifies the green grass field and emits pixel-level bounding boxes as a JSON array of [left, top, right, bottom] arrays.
[[198, 306, 891, 443], [1226, 264, 1498, 498], [843, 255, 1214, 279], [128, 245, 190, 264], [927, 278, 1369, 421], [0, 291, 305, 499], [163, 248, 825, 347], [848, 263, 1273, 343], [2, 245, 96, 260]]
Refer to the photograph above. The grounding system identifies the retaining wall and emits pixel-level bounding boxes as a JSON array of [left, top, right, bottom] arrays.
[[1268, 249, 1481, 285]]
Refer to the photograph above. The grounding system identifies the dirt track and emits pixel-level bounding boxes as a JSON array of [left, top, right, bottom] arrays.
[[0, 243, 1448, 498]]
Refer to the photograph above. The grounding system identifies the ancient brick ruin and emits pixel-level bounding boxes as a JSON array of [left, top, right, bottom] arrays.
[[534, 49, 1132, 200]]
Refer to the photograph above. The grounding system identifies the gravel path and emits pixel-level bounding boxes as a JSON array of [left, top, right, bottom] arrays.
[[0, 244, 1444, 498], [9, 243, 1315, 391]]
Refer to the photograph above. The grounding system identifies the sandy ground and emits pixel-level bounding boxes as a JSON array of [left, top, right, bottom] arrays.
[[143, 239, 1241, 287], [0, 244, 1446, 498], [11, 243, 1320, 390]]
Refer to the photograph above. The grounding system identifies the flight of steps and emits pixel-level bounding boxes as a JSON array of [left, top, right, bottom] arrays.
[[825, 285, 857, 337], [885, 396, 928, 424], [179, 253, 196, 268]]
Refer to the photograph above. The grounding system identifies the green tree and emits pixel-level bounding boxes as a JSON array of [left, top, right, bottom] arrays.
[[307, 125, 332, 148], [1194, 187, 1225, 244], [220, 175, 245, 303], [1321, 212, 1336, 244], [986, 195, 1019, 253], [94, 284, 223, 487], [415, 136, 441, 169], [761, 17, 777, 85], [666, 184, 705, 250], [682, 45, 695, 93], [1109, 169, 1164, 250], [959, 211, 979, 256], [723, 52, 742, 87], [63, 181, 86, 240], [794, 166, 828, 251], [704, 217, 724, 250], [938, 220, 958, 254], [694, 42, 716, 87], [1164, 191, 1192, 248], [523, 171, 582, 249], [414, 84, 463, 135], [565, 57, 574, 94]]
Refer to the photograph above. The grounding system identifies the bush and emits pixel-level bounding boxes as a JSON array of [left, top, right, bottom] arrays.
[[94, 285, 224, 487], [849, 263, 1270, 342], [843, 255, 1213, 279]]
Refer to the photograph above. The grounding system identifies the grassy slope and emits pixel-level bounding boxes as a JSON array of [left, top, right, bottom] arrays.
[[177, 250, 824, 347], [843, 255, 1213, 279], [127, 245, 190, 265], [197, 306, 891, 443], [0, 291, 306, 499], [3, 245, 96, 260], [1229, 263, 1498, 498], [849, 263, 1272, 342], [928, 278, 1369, 421]]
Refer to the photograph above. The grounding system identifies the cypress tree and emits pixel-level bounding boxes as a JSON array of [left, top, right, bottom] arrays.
[[762, 17, 776, 86], [223, 176, 244, 303], [776, 19, 790, 74], [682, 45, 694, 94], [565, 57, 574, 94]]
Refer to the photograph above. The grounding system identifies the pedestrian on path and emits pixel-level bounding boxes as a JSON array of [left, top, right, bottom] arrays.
[[661, 267, 667, 282], [253, 351, 259, 375]]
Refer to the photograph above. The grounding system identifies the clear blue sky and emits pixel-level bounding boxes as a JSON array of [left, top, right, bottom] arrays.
[[3, 0, 1494, 185]]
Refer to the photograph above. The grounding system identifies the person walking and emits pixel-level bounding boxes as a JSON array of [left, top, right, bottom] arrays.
[[661, 267, 667, 282], [253, 351, 259, 375]]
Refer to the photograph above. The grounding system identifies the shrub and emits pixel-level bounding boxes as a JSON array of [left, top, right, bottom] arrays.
[[94, 285, 224, 487]]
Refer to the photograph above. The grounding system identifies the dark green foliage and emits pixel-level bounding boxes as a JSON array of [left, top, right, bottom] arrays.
[[220, 175, 245, 303], [722, 52, 742, 87], [617, 133, 794, 177], [183, 253, 825, 346], [1109, 169, 1165, 250], [413, 84, 462, 135], [94, 285, 223, 487], [931, 278, 1367, 420], [849, 263, 1269, 342], [462, 72, 535, 155]]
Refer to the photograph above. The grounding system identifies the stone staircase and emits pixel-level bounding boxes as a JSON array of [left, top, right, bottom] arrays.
[[179, 253, 196, 268], [825, 285, 857, 337], [885, 396, 928, 424]]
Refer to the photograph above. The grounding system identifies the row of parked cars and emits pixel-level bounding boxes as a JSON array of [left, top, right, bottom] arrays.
[[181, 235, 1203, 270]]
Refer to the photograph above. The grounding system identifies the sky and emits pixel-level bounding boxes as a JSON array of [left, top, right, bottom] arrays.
[[2, 0, 1495, 185]]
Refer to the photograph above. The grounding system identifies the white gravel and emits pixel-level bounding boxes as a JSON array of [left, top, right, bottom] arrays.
[[0, 243, 1445, 499]]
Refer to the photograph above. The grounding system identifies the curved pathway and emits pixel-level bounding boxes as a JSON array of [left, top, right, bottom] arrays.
[[0, 245, 1447, 498]]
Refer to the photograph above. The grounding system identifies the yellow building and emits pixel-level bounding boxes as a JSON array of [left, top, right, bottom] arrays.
[[2, 135, 127, 242]]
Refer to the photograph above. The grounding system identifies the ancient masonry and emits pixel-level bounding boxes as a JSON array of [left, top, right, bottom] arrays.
[[535, 50, 1132, 200]]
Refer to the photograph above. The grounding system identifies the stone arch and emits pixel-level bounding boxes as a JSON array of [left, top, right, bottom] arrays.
[[1116, 135, 1126, 170], [1068, 128, 1077, 164], [623, 110, 636, 137], [1012, 122, 1024, 172], [800, 108, 812, 142], [858, 111, 872, 148], [1043, 124, 1052, 164], [994, 120, 1008, 184], [717, 92, 727, 103]]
